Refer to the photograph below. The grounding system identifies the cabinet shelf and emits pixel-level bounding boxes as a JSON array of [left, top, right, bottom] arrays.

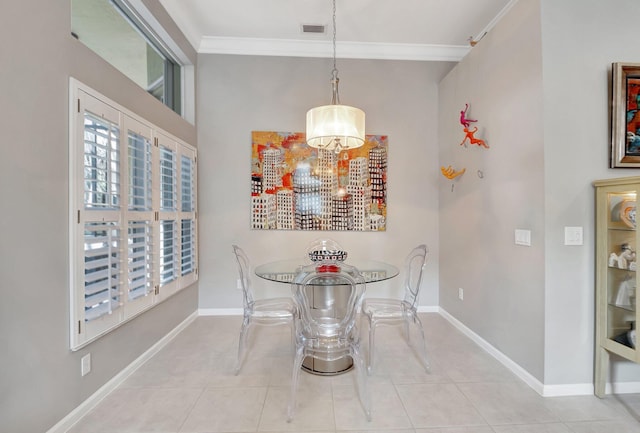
[[608, 302, 636, 312], [608, 227, 635, 232], [607, 266, 635, 272]]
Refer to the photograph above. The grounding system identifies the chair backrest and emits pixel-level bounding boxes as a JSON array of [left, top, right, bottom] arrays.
[[292, 263, 366, 340], [232, 245, 254, 308], [402, 244, 428, 309]]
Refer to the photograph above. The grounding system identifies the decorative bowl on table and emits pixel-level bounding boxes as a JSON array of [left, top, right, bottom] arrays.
[[308, 249, 348, 263], [307, 238, 346, 272]]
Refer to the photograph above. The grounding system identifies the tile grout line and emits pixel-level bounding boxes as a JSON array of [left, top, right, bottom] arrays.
[[176, 387, 207, 433]]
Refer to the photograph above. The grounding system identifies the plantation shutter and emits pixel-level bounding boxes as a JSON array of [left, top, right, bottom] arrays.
[[70, 79, 198, 350], [179, 146, 198, 285], [157, 134, 179, 294], [124, 116, 155, 315], [83, 222, 122, 322], [180, 148, 197, 279], [72, 90, 124, 347]]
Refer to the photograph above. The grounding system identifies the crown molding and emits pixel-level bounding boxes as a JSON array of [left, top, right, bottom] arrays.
[[198, 36, 469, 62]]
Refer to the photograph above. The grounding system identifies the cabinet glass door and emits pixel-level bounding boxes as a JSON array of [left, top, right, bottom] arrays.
[[604, 190, 637, 354], [594, 177, 640, 397]]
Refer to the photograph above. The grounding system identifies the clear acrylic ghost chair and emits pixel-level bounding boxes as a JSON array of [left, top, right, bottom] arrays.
[[362, 244, 429, 374], [287, 263, 371, 422], [232, 245, 296, 375]]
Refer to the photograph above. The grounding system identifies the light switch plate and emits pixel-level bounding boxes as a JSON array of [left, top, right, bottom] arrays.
[[515, 229, 531, 246], [565, 226, 583, 245]]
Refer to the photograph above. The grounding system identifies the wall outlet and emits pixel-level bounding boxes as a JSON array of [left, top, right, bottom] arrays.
[[236, 278, 243, 290], [458, 287, 464, 300], [81, 353, 91, 376]]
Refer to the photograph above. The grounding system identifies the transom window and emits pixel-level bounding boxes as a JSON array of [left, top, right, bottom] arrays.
[[71, 0, 182, 114]]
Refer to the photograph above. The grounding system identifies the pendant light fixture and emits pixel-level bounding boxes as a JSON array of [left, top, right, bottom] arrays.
[[306, 0, 365, 154]]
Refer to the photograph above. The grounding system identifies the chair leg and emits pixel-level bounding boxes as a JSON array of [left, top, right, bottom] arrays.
[[367, 318, 376, 375], [351, 344, 372, 421], [404, 313, 411, 345], [411, 313, 430, 372], [289, 321, 296, 355], [235, 317, 251, 375], [287, 345, 306, 422]]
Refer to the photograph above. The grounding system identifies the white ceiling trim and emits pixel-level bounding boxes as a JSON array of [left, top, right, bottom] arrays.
[[198, 36, 470, 62], [474, 0, 518, 42]]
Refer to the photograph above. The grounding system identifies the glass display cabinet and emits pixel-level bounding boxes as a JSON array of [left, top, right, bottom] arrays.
[[594, 176, 639, 397]]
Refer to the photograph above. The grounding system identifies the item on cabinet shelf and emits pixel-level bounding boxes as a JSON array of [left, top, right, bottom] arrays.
[[614, 276, 636, 306], [613, 323, 636, 349], [618, 243, 636, 270], [613, 330, 633, 348], [609, 253, 619, 267], [611, 197, 637, 229], [620, 199, 637, 228]]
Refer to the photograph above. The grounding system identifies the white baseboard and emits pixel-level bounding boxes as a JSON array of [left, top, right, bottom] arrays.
[[437, 308, 545, 395], [199, 308, 243, 316], [437, 308, 596, 397], [437, 308, 640, 396], [610, 381, 640, 394], [542, 383, 594, 397], [46, 311, 198, 433], [417, 305, 440, 313]]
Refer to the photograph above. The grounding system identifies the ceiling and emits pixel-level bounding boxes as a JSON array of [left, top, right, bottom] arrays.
[[159, 0, 517, 62]]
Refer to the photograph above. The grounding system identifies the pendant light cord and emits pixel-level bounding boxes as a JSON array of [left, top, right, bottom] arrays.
[[330, 0, 340, 105]]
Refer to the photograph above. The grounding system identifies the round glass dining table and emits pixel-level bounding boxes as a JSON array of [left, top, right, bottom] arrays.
[[254, 258, 399, 284], [254, 258, 399, 375]]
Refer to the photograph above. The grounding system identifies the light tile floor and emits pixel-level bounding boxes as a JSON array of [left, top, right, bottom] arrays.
[[68, 313, 640, 433]]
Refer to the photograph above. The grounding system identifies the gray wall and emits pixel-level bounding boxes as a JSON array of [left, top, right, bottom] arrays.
[[439, 0, 640, 389], [0, 2, 198, 432], [196, 54, 453, 308], [540, 0, 640, 385], [438, 0, 546, 381]]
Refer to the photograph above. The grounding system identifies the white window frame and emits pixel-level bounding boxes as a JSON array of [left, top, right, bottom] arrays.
[[69, 78, 198, 350]]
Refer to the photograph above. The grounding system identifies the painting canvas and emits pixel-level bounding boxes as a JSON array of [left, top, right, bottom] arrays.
[[251, 131, 388, 231], [611, 62, 640, 167]]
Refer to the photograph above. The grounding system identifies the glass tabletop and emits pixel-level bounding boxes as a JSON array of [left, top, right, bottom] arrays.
[[254, 259, 399, 284]]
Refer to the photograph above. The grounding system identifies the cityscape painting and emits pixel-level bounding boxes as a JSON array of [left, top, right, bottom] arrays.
[[251, 131, 388, 231]]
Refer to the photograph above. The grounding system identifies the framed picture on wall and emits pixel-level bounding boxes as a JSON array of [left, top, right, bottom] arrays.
[[611, 62, 640, 168], [250, 131, 388, 231]]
